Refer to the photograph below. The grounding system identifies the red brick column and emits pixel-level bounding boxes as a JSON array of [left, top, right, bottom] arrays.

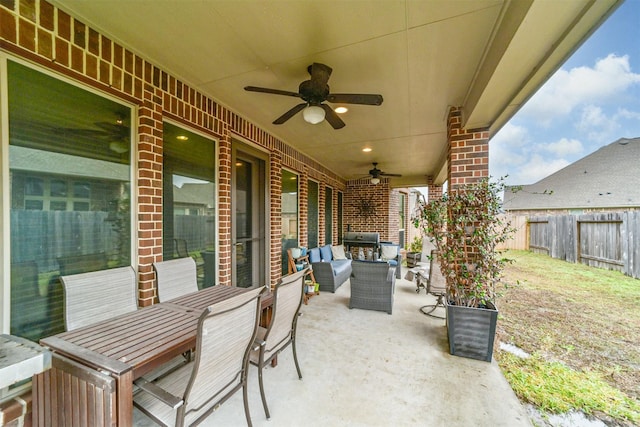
[[218, 134, 232, 286], [447, 107, 489, 191], [427, 177, 443, 201], [137, 90, 164, 307], [270, 152, 283, 286]]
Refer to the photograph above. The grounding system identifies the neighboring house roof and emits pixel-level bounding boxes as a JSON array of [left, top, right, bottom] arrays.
[[173, 183, 215, 208], [503, 137, 640, 211]]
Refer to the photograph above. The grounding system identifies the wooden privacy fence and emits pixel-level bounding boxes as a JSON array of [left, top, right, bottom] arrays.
[[526, 211, 640, 279]]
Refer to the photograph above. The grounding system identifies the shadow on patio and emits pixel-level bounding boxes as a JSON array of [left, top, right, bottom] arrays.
[[134, 263, 531, 427]]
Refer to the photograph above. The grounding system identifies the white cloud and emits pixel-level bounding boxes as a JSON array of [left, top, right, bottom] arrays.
[[541, 137, 584, 157], [520, 54, 640, 125], [513, 155, 570, 185], [490, 123, 529, 166], [618, 108, 640, 120], [576, 105, 620, 141]]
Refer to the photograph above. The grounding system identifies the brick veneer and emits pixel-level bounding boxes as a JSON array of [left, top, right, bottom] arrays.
[[447, 106, 489, 191], [345, 178, 392, 241]]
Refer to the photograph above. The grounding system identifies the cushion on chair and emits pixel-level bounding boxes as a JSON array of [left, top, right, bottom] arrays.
[[319, 245, 333, 262], [308, 248, 321, 263], [380, 245, 398, 261], [330, 245, 347, 260]]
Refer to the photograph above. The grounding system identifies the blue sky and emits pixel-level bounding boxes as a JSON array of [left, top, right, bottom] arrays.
[[490, 0, 640, 186]]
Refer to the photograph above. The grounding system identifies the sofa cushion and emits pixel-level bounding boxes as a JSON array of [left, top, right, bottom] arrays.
[[331, 259, 351, 277], [330, 245, 347, 260], [309, 247, 321, 263], [320, 245, 333, 262]]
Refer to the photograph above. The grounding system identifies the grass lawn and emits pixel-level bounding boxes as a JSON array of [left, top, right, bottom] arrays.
[[495, 250, 640, 425]]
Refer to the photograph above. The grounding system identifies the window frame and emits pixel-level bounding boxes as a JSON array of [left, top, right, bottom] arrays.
[[0, 54, 138, 337]]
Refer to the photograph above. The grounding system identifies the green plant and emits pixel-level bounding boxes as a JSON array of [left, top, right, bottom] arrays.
[[408, 235, 423, 253], [412, 177, 514, 307]]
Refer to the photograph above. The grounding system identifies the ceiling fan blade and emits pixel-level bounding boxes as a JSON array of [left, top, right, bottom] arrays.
[[326, 93, 383, 106], [244, 86, 302, 98], [321, 104, 345, 129], [380, 172, 402, 177], [273, 103, 307, 124]]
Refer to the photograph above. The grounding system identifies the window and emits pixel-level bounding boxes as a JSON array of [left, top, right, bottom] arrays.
[[337, 191, 344, 244], [325, 186, 333, 244], [281, 170, 298, 274], [162, 122, 217, 288], [399, 192, 406, 247], [4, 59, 132, 342], [307, 180, 319, 248]]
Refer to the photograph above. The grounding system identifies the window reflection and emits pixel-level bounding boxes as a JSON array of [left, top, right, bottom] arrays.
[[7, 60, 132, 341], [162, 122, 217, 288]]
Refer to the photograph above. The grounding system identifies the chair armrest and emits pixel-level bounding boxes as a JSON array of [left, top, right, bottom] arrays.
[[134, 377, 183, 409], [387, 267, 395, 283], [252, 338, 266, 352]]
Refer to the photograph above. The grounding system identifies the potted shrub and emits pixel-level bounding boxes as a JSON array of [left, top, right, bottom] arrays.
[[412, 177, 514, 362], [405, 236, 423, 268]]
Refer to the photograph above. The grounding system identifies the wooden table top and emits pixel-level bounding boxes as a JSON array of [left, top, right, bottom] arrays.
[[40, 285, 272, 379]]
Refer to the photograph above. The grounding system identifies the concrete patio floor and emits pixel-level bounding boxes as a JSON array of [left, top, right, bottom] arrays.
[[134, 263, 532, 426]]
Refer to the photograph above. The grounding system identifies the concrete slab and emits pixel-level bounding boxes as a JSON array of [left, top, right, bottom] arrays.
[[135, 267, 531, 426]]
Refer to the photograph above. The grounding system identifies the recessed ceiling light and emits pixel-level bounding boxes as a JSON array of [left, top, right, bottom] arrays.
[[362, 147, 372, 152], [176, 135, 189, 141], [335, 106, 348, 114]]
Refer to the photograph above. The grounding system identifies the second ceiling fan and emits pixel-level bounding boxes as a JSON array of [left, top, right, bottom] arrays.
[[364, 162, 401, 184], [244, 63, 383, 129]]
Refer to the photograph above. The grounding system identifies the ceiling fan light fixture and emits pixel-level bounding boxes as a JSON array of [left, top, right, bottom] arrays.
[[371, 177, 380, 185], [302, 105, 325, 124]]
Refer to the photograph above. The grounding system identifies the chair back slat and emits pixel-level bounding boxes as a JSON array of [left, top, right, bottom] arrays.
[[264, 270, 306, 353], [429, 250, 447, 294], [182, 286, 265, 425], [154, 257, 198, 302], [61, 266, 137, 331]]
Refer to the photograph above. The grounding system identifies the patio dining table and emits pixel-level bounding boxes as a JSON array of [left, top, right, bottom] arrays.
[[33, 285, 272, 427]]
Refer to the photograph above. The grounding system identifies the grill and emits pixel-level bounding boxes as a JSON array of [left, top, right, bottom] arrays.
[[343, 232, 380, 260]]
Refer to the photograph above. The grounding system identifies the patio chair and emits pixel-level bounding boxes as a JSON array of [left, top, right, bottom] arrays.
[[249, 269, 306, 420], [174, 238, 205, 284], [60, 266, 137, 331], [419, 250, 447, 319], [154, 257, 198, 302], [379, 241, 403, 279], [349, 260, 395, 314], [133, 286, 266, 427]]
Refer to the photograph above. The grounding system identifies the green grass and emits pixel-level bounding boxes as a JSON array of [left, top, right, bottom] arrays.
[[496, 250, 640, 424], [497, 352, 640, 423]]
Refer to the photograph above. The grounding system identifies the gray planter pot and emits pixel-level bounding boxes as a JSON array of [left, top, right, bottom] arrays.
[[445, 300, 498, 362], [406, 252, 421, 268]]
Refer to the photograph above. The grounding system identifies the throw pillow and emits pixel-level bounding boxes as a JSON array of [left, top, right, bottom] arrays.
[[331, 245, 347, 260], [381, 245, 398, 261]]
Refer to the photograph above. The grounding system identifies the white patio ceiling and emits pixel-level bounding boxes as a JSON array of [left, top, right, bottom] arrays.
[[51, 0, 621, 186]]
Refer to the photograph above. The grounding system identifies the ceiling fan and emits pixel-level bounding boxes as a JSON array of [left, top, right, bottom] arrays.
[[54, 115, 130, 153], [244, 62, 383, 129], [363, 162, 402, 184]]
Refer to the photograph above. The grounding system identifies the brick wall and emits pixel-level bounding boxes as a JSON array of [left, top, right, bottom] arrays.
[[345, 178, 392, 241], [447, 107, 489, 191]]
